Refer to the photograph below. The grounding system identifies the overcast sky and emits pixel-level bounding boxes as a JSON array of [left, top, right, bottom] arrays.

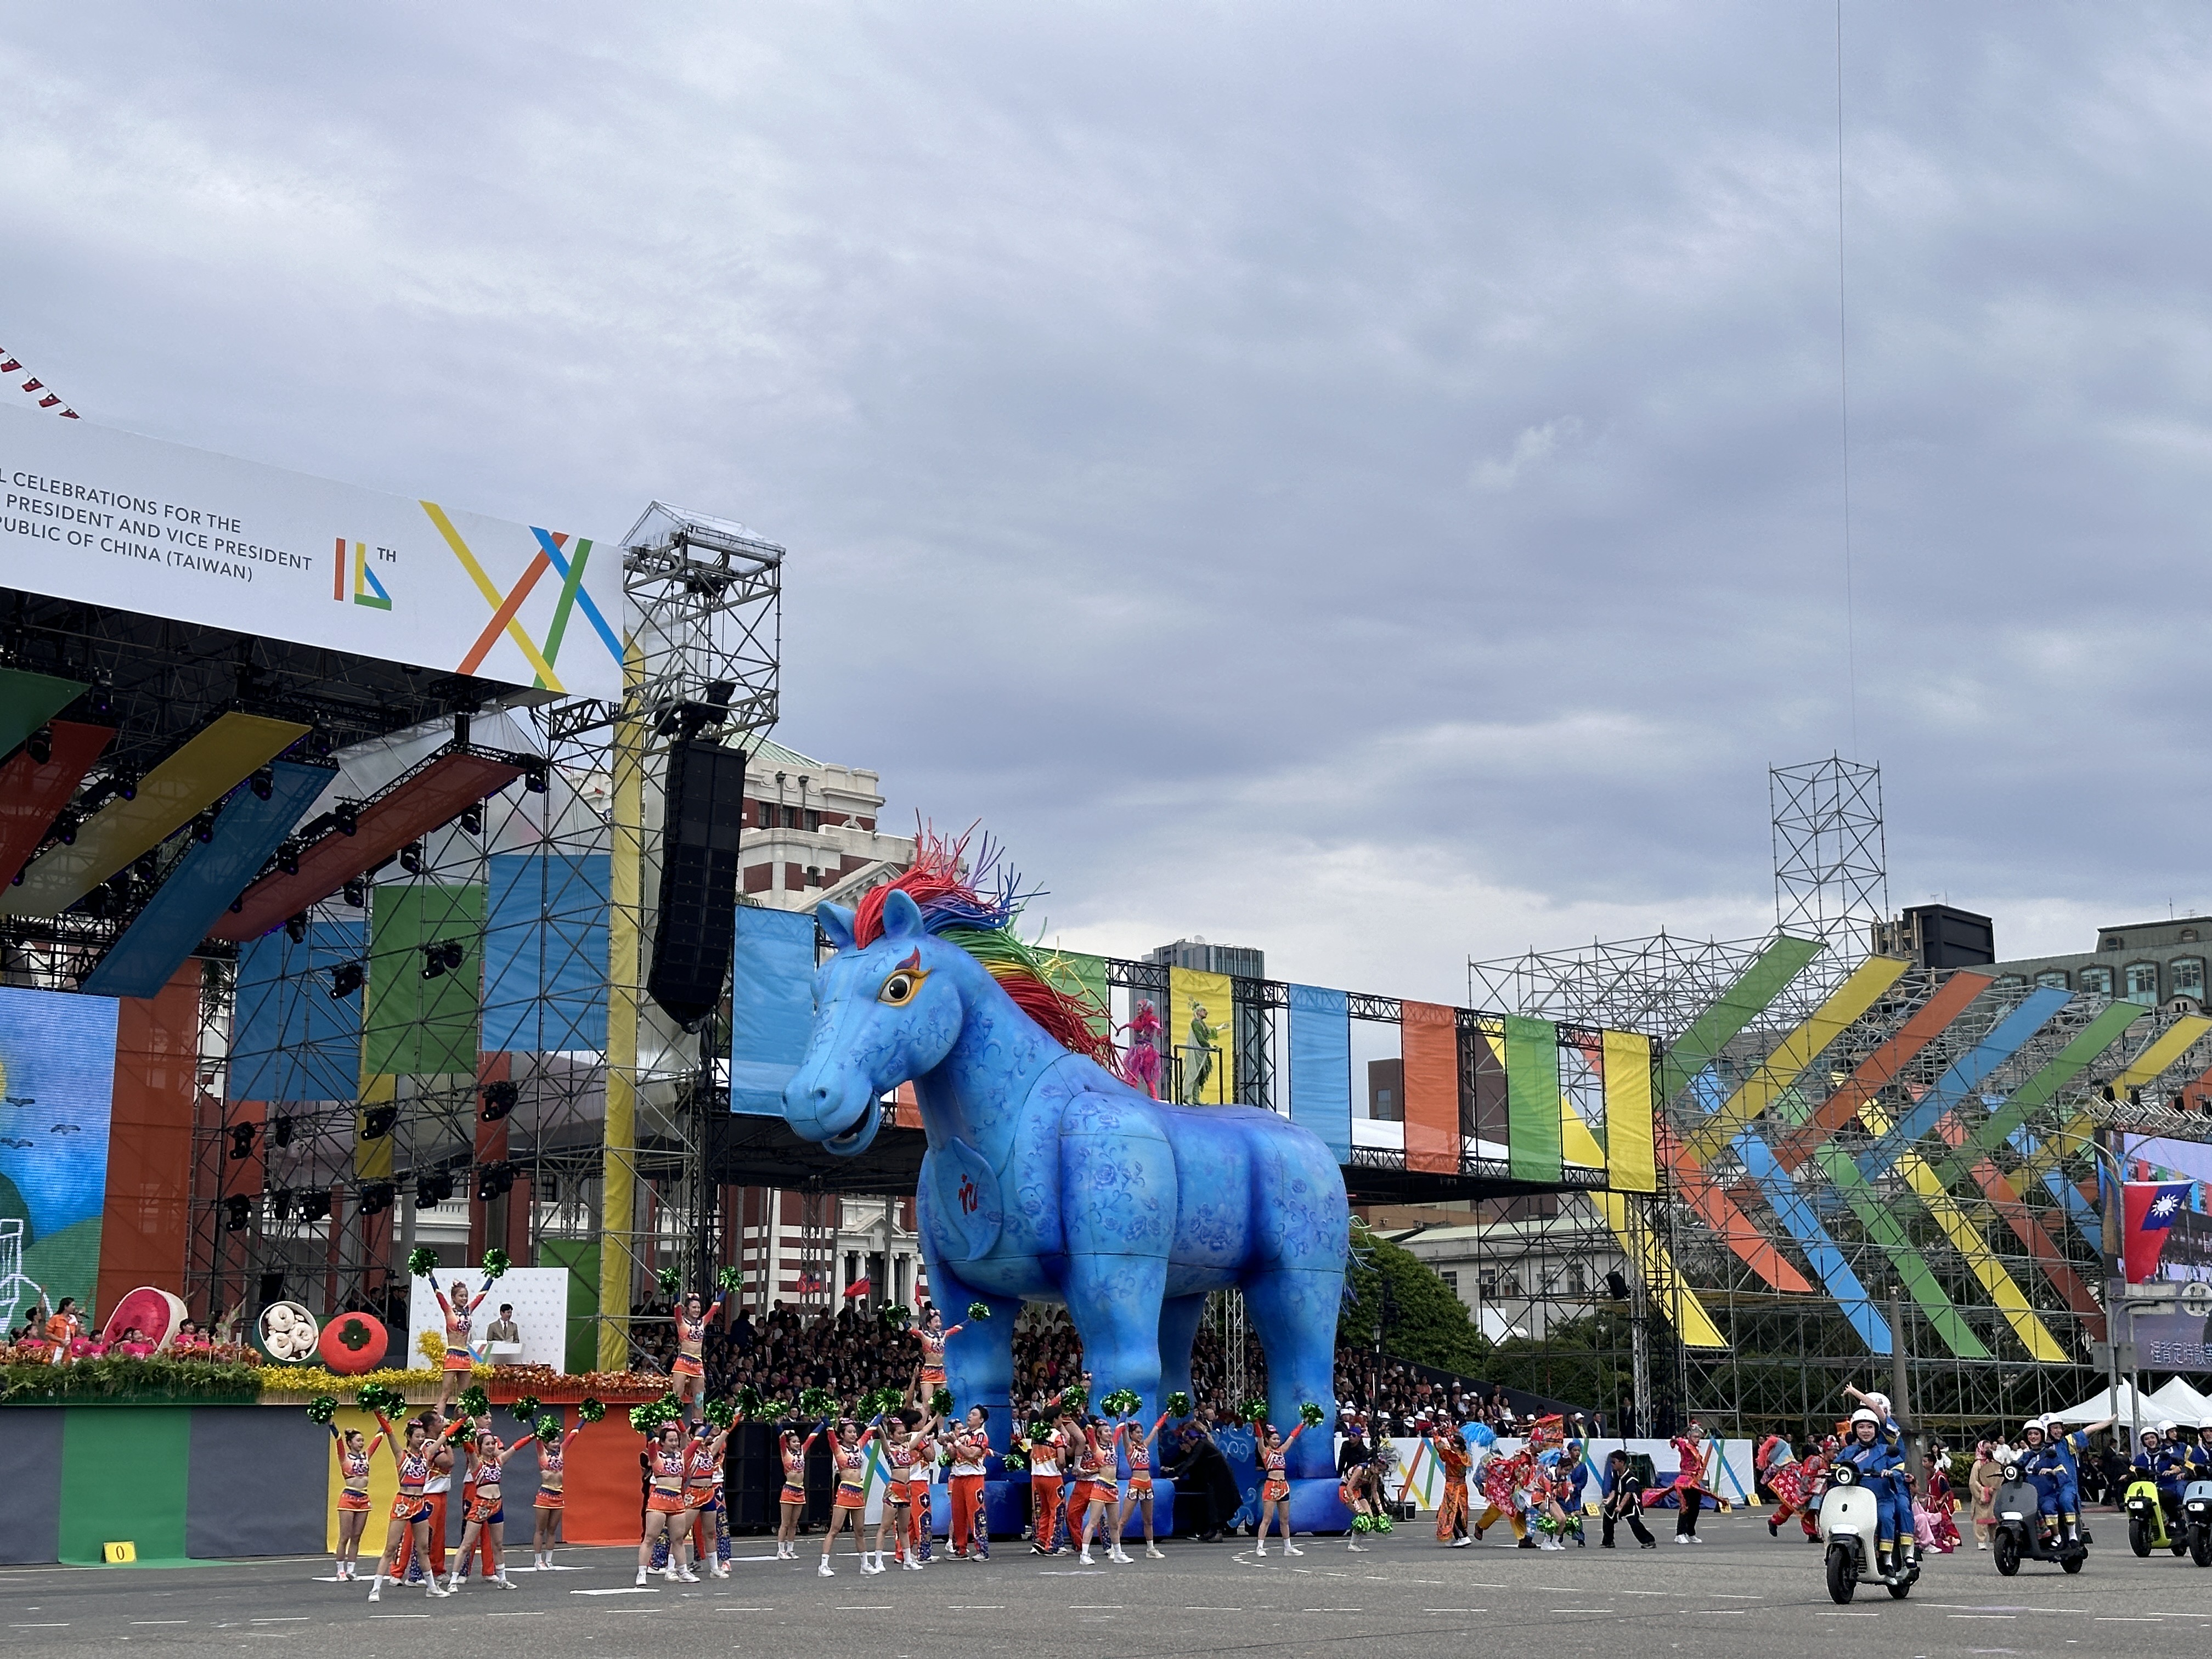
[[5, 3, 2210, 1003]]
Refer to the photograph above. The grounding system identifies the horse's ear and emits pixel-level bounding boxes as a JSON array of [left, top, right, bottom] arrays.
[[817, 902, 856, 950], [881, 888, 926, 941]]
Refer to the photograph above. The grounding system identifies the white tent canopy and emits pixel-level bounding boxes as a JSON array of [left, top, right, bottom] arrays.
[[2147, 1377, 2212, 1428], [2048, 1382, 2157, 1425]]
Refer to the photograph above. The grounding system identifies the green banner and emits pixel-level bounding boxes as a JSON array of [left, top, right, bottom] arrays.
[[365, 882, 484, 1075], [1504, 1014, 1562, 1183], [1042, 947, 1113, 1044], [60, 1407, 190, 1565], [1655, 935, 1822, 1103]]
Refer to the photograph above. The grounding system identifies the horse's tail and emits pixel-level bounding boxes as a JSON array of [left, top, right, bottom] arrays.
[[1342, 1217, 1376, 1308]]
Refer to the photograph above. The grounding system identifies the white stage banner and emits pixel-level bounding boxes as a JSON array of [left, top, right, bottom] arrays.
[[408, 1268, 570, 1372], [0, 404, 623, 700]]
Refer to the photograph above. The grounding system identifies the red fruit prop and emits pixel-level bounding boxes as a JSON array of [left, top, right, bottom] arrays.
[[318, 1311, 388, 1374], [100, 1286, 187, 1350]]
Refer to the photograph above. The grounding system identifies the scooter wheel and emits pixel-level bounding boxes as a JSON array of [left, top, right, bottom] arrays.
[[1887, 1576, 1911, 1599], [1993, 1531, 2021, 1577], [1825, 1545, 1857, 1605], [2192, 1528, 2211, 1568], [2061, 1550, 2085, 1575], [2130, 1517, 2151, 1558]]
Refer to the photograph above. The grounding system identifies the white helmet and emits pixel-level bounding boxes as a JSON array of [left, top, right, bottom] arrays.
[[1860, 1391, 1891, 1419], [2159, 1421, 2178, 1437], [2022, 1418, 2047, 1438], [1849, 1408, 1880, 1429]]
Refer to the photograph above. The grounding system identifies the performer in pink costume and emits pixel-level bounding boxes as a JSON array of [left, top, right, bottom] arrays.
[[1119, 1001, 1164, 1099]]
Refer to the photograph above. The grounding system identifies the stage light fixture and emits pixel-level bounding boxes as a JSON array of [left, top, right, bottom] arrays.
[[416, 1171, 455, 1208], [276, 843, 301, 877], [85, 686, 113, 719], [2130, 1086, 2143, 1107], [523, 765, 548, 794], [399, 840, 424, 874], [334, 800, 360, 836], [228, 1121, 257, 1160], [341, 877, 366, 907], [421, 939, 465, 980], [2103, 1085, 2118, 1103], [458, 803, 482, 836], [284, 912, 307, 944], [329, 961, 364, 998], [362, 1103, 399, 1140], [132, 853, 158, 882], [54, 809, 78, 846], [475, 1160, 515, 1204], [270, 1114, 294, 1149], [299, 1189, 333, 1223], [26, 727, 50, 765], [479, 1079, 518, 1122], [250, 767, 274, 801], [268, 1188, 296, 1222], [704, 681, 736, 707], [222, 1194, 252, 1232], [357, 1180, 394, 1216], [192, 808, 219, 844]]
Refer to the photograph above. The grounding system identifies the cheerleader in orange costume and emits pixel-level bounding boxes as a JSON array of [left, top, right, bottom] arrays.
[[444, 1429, 532, 1592], [1074, 1417, 1125, 1565], [670, 1290, 726, 1424], [1020, 1417, 1066, 1556], [877, 1402, 943, 1571], [365, 1415, 445, 1602], [431, 1274, 493, 1412], [1431, 1425, 1472, 1546], [675, 1419, 732, 1582], [1114, 1412, 1172, 1561], [818, 1418, 881, 1577], [527, 1417, 584, 1570], [775, 1420, 829, 1561], [329, 1421, 383, 1581], [946, 1407, 994, 1560], [1254, 1420, 1307, 1558], [912, 1305, 966, 1391], [636, 1423, 691, 1587]]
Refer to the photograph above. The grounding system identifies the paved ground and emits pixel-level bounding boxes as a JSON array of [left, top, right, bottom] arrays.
[[6, 1513, 2212, 1657]]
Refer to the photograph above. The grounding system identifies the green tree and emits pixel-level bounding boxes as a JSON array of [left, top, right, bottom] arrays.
[[1339, 1229, 1491, 1376]]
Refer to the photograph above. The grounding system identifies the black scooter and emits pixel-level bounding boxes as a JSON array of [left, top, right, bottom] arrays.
[[1990, 1461, 2086, 1576]]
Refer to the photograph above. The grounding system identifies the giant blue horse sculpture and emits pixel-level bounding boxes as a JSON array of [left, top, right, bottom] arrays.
[[781, 883, 1351, 1521]]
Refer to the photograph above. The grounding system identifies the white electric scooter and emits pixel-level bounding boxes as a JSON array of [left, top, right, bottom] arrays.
[[1818, 1461, 1918, 1603]]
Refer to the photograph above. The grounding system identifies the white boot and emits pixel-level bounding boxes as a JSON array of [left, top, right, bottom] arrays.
[[1283, 1542, 1304, 1556], [635, 1568, 648, 1586], [819, 1558, 834, 1577], [1146, 1542, 1165, 1559], [1254, 1542, 1266, 1557], [366, 1576, 382, 1602]]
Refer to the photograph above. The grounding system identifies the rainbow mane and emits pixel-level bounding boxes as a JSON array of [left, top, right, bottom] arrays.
[[851, 827, 1115, 1067]]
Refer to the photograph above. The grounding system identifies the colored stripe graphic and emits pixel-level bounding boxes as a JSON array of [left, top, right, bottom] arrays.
[[1771, 970, 1991, 1174], [1683, 953, 1910, 1162], [1927, 1001, 2147, 1190], [1855, 1099, 2068, 1362], [459, 546, 552, 675], [1932, 1116, 2104, 1338], [1733, 1129, 1894, 1352], [1656, 935, 1821, 1103], [1809, 1139, 1992, 1359], [2112, 1014, 2212, 1092], [532, 528, 623, 664], [1853, 986, 2073, 1182], [421, 502, 565, 691], [0, 666, 85, 761], [1661, 1115, 1813, 1292], [1560, 1099, 1727, 1348], [0, 713, 310, 919], [1503, 1014, 1562, 1182], [1601, 1029, 1657, 1194]]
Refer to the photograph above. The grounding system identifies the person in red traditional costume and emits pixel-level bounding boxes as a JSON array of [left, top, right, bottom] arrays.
[[1254, 1419, 1307, 1558], [775, 1419, 829, 1561], [445, 1428, 532, 1591], [431, 1274, 493, 1412], [329, 1420, 382, 1581], [1113, 1410, 1172, 1560], [366, 1414, 445, 1602], [818, 1417, 881, 1576], [1668, 1420, 1712, 1543], [1431, 1421, 1473, 1547], [1758, 1433, 1810, 1538], [637, 1421, 692, 1585], [528, 1415, 585, 1570], [671, 1289, 725, 1424]]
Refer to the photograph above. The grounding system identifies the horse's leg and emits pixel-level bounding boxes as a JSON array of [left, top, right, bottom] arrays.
[[1155, 1293, 1206, 1417], [1059, 1099, 1173, 1422], [1243, 1267, 1342, 1483]]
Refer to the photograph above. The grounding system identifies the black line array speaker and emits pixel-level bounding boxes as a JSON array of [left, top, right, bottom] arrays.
[[725, 1422, 778, 1532], [648, 738, 746, 1029]]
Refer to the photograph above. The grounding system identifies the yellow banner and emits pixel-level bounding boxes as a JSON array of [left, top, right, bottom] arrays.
[[1169, 967, 1233, 1104], [1602, 1030, 1657, 1193]]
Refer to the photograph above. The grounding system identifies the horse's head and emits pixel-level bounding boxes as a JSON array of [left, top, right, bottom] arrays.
[[781, 888, 965, 1157]]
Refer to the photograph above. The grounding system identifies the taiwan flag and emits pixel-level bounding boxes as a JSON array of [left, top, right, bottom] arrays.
[[2124, 1181, 2196, 1283]]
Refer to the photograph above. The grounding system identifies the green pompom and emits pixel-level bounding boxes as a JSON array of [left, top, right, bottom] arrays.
[[656, 1266, 681, 1298], [629, 1404, 656, 1433], [1166, 1390, 1193, 1418], [1300, 1401, 1325, 1428], [1240, 1396, 1269, 1425], [456, 1385, 490, 1418], [759, 1398, 789, 1421], [734, 1384, 762, 1418], [356, 1383, 394, 1414], [1351, 1512, 1372, 1533], [967, 1300, 990, 1321], [307, 1395, 337, 1425], [798, 1386, 836, 1419], [929, 1385, 955, 1418], [407, 1246, 439, 1278], [481, 1248, 511, 1279], [578, 1397, 606, 1424], [512, 1395, 541, 1423], [716, 1265, 744, 1294], [1060, 1384, 1091, 1416], [535, 1414, 562, 1441], [1026, 1419, 1054, 1442], [880, 1302, 912, 1329], [1375, 1513, 1393, 1532], [1101, 1387, 1141, 1418], [1001, 1452, 1028, 1472], [703, 1396, 735, 1429]]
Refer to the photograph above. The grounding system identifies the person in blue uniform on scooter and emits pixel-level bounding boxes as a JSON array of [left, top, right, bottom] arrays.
[[1835, 1405, 1908, 1576], [2026, 1413, 2112, 1546], [2132, 1422, 2191, 1535]]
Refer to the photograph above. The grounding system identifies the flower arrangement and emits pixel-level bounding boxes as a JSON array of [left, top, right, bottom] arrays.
[[415, 1330, 448, 1366]]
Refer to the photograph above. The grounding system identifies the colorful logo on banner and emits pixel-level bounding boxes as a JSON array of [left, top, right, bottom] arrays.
[[332, 539, 393, 610], [2125, 1180, 2196, 1283], [421, 505, 619, 697]]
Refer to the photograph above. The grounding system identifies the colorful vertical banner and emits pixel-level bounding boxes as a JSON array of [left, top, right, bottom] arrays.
[[481, 851, 610, 1052], [1287, 985, 1352, 1159], [1504, 1014, 1564, 1183], [364, 883, 484, 1075], [1169, 967, 1233, 1105], [0, 988, 121, 1328], [729, 906, 817, 1114], [1401, 1002, 1459, 1173], [1041, 949, 1113, 1046], [230, 918, 366, 1103], [1600, 1030, 1657, 1193]]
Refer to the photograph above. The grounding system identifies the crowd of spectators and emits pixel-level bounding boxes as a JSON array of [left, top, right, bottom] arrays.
[[622, 1295, 1526, 1436]]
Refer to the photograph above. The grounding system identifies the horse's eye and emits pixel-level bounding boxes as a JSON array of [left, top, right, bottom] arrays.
[[878, 970, 924, 1006]]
